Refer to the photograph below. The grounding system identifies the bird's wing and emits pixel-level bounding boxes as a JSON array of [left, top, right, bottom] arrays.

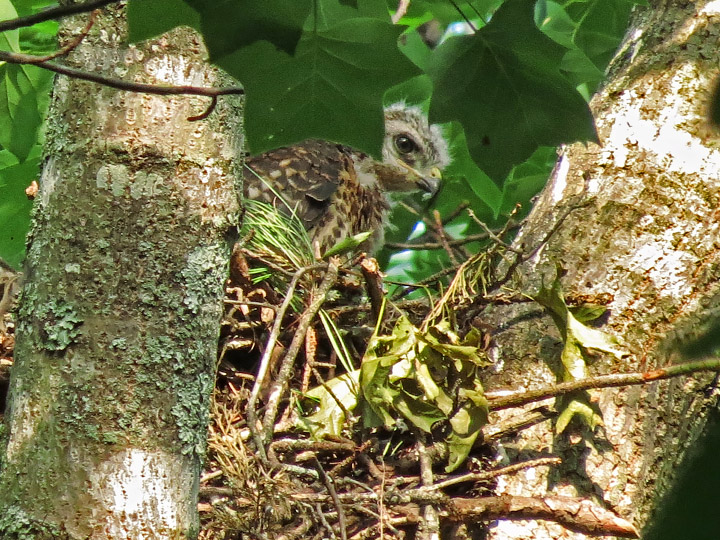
[[244, 140, 351, 231]]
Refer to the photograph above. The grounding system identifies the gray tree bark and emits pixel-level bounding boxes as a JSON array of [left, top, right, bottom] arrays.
[[0, 4, 242, 539], [482, 1, 720, 538]]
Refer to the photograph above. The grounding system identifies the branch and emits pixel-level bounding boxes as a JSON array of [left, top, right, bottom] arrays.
[[359, 256, 384, 326], [433, 209, 458, 265], [0, 50, 245, 99], [314, 456, 348, 540], [416, 434, 440, 540], [421, 457, 561, 492], [446, 495, 638, 538], [25, 9, 99, 63], [385, 231, 493, 250], [0, 3, 243, 107], [0, 0, 119, 33], [245, 262, 328, 463], [486, 358, 720, 411], [333, 489, 638, 538], [261, 259, 340, 439]]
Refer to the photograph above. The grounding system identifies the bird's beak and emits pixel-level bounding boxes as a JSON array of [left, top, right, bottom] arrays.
[[393, 160, 443, 194], [416, 166, 442, 195]]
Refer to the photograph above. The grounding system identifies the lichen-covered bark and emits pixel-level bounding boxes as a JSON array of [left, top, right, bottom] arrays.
[[481, 1, 720, 538], [0, 5, 242, 539]]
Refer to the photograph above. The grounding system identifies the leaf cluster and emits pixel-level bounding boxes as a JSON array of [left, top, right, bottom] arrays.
[[533, 273, 627, 432], [300, 314, 491, 473]]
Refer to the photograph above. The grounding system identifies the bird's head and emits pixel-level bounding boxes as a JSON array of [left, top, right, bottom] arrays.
[[376, 102, 451, 195]]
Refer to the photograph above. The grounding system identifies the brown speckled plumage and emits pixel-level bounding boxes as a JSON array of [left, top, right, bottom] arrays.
[[243, 104, 450, 252]]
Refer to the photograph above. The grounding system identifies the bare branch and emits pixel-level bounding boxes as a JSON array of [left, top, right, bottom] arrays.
[[423, 457, 561, 492], [391, 0, 410, 23], [359, 256, 385, 326], [261, 259, 340, 439], [0, 0, 119, 33], [0, 49, 245, 101], [245, 262, 328, 463], [23, 9, 99, 63], [314, 456, 348, 540], [416, 434, 440, 540], [447, 495, 639, 538], [486, 358, 720, 411]]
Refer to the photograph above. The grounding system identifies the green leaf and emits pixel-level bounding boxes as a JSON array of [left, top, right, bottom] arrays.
[[499, 146, 556, 217], [533, 275, 626, 432], [571, 0, 635, 71], [397, 28, 432, 71], [0, 64, 51, 161], [446, 384, 488, 472], [19, 20, 59, 56], [570, 303, 607, 323], [555, 392, 602, 433], [442, 121, 502, 214], [384, 75, 433, 107], [0, 0, 20, 53], [298, 371, 359, 438], [219, 15, 420, 157], [427, 0, 597, 182], [186, 0, 311, 57], [534, 276, 626, 379], [323, 231, 372, 258], [127, 0, 201, 42], [0, 156, 38, 269]]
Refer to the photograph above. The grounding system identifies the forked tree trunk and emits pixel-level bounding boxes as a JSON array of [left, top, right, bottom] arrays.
[[481, 1, 720, 538], [0, 5, 241, 539]]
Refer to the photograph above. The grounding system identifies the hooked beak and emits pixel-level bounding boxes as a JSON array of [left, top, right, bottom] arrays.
[[396, 161, 443, 195], [416, 166, 442, 195]]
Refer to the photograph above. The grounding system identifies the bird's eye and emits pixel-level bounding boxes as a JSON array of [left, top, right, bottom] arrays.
[[394, 134, 417, 155]]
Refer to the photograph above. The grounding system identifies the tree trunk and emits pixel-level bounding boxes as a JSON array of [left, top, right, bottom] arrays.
[[481, 1, 720, 538], [0, 5, 241, 539]]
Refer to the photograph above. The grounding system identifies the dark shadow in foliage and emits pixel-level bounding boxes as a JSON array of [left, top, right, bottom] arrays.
[[644, 406, 720, 540]]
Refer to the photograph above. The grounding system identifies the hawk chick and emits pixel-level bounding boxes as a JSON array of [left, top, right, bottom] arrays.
[[244, 103, 451, 253]]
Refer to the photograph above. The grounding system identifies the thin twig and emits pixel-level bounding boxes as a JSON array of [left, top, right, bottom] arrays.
[[420, 457, 561, 492], [21, 9, 98, 63], [440, 200, 472, 225], [467, 209, 522, 254], [314, 456, 348, 540], [391, 0, 410, 23], [0, 50, 245, 98], [261, 259, 340, 439], [385, 231, 492, 250], [314, 502, 339, 540], [446, 0, 477, 31], [300, 326, 318, 394], [246, 262, 327, 463], [433, 209, 458, 265], [0, 0, 118, 33], [187, 95, 218, 121], [416, 435, 440, 540], [360, 256, 385, 326]]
